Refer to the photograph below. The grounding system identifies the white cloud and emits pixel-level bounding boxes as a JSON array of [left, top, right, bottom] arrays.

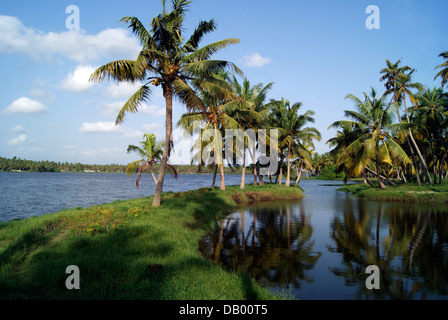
[[140, 104, 165, 117], [142, 123, 162, 132], [100, 101, 125, 117], [104, 82, 142, 99], [79, 121, 123, 133], [241, 53, 271, 68], [3, 97, 48, 115], [11, 125, 25, 133], [7, 133, 28, 145], [0, 15, 141, 64], [60, 65, 97, 92]]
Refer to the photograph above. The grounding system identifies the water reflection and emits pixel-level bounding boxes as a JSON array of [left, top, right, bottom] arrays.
[[200, 201, 321, 290], [199, 183, 448, 300], [329, 199, 448, 299]]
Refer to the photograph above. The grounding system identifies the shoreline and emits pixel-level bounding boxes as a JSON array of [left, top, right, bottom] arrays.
[[337, 182, 448, 203], [0, 184, 303, 300]]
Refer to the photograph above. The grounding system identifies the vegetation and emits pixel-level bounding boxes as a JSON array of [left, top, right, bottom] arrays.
[[0, 184, 302, 299], [90, 0, 241, 207], [338, 182, 448, 203], [325, 57, 448, 189]]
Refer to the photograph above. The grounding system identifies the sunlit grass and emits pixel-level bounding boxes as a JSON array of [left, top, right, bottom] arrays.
[[0, 184, 302, 300]]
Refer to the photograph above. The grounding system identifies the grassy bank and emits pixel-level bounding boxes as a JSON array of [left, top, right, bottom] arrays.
[[0, 184, 303, 300], [338, 182, 448, 202]]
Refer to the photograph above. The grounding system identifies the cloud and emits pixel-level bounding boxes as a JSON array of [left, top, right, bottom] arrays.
[[7, 133, 28, 145], [140, 104, 165, 117], [29, 89, 55, 103], [79, 121, 123, 133], [100, 101, 165, 118], [3, 97, 48, 115], [60, 65, 97, 92], [11, 125, 25, 133], [142, 123, 162, 132], [0, 15, 141, 64], [241, 53, 271, 68], [103, 82, 142, 99]]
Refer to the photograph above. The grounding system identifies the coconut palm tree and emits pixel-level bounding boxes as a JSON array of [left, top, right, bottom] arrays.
[[330, 89, 411, 189], [90, 0, 241, 206], [177, 73, 240, 190], [225, 76, 274, 188], [126, 133, 177, 188], [434, 51, 448, 88], [267, 98, 321, 187], [380, 59, 430, 184]]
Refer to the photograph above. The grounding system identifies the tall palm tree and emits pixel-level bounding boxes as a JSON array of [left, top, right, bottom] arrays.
[[90, 0, 241, 206], [267, 99, 321, 187], [380, 59, 430, 184], [177, 73, 240, 190], [410, 87, 448, 183], [330, 89, 411, 189], [126, 133, 177, 188], [434, 51, 448, 88], [225, 76, 274, 188]]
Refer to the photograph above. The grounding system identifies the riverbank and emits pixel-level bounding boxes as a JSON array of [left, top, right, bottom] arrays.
[[0, 184, 302, 300], [338, 182, 448, 202]]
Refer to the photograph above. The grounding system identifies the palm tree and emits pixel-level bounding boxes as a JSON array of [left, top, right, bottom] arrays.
[[178, 73, 240, 190], [434, 51, 448, 87], [380, 59, 430, 184], [90, 0, 241, 206], [225, 76, 274, 188], [410, 88, 448, 183], [126, 133, 177, 188], [267, 99, 321, 187], [330, 89, 411, 189]]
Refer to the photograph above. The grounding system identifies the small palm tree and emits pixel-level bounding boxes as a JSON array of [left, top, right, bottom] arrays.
[[90, 0, 241, 206], [126, 133, 177, 188], [434, 51, 448, 87], [330, 89, 411, 189]]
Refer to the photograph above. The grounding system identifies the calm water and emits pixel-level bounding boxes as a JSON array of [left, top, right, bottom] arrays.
[[0, 172, 249, 222], [199, 180, 448, 300]]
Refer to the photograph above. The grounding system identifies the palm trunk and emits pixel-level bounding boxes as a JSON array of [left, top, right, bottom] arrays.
[[219, 163, 225, 190], [150, 168, 158, 184], [285, 142, 291, 187], [240, 141, 246, 189], [153, 86, 173, 207], [253, 143, 258, 185], [403, 93, 432, 184], [375, 142, 386, 190], [211, 164, 218, 188], [295, 161, 303, 184]]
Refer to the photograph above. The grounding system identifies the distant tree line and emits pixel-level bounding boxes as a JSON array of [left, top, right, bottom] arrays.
[[0, 156, 243, 175]]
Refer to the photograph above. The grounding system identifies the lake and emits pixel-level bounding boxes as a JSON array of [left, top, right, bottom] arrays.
[[199, 180, 448, 300], [0, 172, 249, 222], [1, 172, 447, 300]]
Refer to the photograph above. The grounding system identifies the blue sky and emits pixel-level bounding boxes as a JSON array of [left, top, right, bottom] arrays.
[[1, 0, 447, 165]]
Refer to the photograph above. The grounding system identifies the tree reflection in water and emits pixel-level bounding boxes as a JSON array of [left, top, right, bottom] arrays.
[[328, 198, 448, 299], [199, 201, 321, 291], [199, 190, 448, 300]]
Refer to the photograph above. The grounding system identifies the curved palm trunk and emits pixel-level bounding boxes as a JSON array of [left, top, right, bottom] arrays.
[[285, 142, 291, 187], [153, 87, 173, 207], [295, 161, 303, 184], [403, 94, 432, 184]]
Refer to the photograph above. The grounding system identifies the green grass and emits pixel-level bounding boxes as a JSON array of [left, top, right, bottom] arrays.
[[0, 184, 303, 300], [338, 182, 448, 202]]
